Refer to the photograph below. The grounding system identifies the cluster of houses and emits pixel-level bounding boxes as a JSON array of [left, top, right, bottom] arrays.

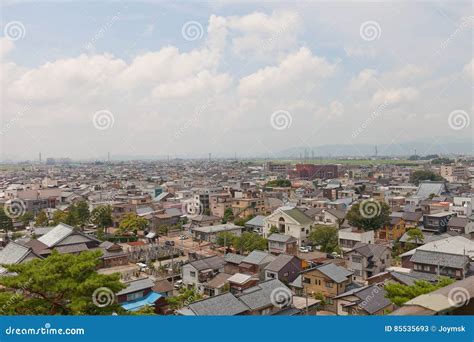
[[0, 159, 473, 315]]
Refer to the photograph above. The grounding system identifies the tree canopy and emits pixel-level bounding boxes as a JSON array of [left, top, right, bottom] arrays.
[[346, 200, 390, 231], [0, 250, 125, 315], [0, 208, 13, 233], [409, 170, 445, 186], [265, 179, 291, 187], [384, 278, 454, 306], [308, 225, 339, 253], [90, 205, 113, 229], [118, 213, 148, 235], [34, 210, 49, 227]]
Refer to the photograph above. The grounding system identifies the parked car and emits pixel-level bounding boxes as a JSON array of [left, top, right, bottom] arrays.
[[299, 246, 310, 253], [165, 240, 175, 246], [174, 280, 183, 289], [178, 235, 188, 240]]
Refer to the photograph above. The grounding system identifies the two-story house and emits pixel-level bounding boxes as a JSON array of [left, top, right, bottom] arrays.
[[346, 243, 391, 282], [264, 254, 302, 283], [263, 207, 314, 246], [181, 255, 226, 292], [267, 233, 298, 255]]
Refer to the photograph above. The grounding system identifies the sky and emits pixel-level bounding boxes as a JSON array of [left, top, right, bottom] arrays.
[[0, 0, 472, 161]]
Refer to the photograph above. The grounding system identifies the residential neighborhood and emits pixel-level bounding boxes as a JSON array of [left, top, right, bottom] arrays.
[[0, 157, 473, 316]]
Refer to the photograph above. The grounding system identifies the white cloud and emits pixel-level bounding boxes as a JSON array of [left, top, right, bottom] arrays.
[[238, 47, 337, 97], [371, 87, 419, 106], [463, 58, 473, 81]]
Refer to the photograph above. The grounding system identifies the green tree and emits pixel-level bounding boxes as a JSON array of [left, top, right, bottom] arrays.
[[166, 287, 202, 311], [51, 210, 69, 226], [406, 228, 424, 245], [75, 201, 90, 227], [409, 170, 445, 186], [129, 305, 156, 315], [234, 214, 254, 227], [19, 212, 34, 227], [216, 231, 236, 247], [384, 278, 454, 306], [268, 225, 279, 235], [233, 232, 267, 253], [265, 179, 291, 187], [308, 225, 339, 253], [222, 207, 234, 223], [346, 200, 390, 231], [118, 213, 148, 235], [90, 205, 113, 229], [34, 210, 49, 227], [0, 208, 13, 233], [0, 250, 125, 315]]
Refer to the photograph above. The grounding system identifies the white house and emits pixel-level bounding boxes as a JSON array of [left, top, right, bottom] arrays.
[[263, 207, 314, 246]]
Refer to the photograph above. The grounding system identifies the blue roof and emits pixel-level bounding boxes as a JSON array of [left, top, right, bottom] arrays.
[[121, 291, 162, 311]]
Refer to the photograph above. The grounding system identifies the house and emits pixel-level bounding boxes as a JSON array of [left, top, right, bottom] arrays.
[[267, 233, 298, 255], [345, 243, 391, 282], [33, 223, 101, 256], [422, 212, 454, 233], [319, 209, 346, 226], [401, 211, 423, 228], [334, 284, 393, 315], [97, 241, 128, 268], [189, 214, 221, 227], [224, 253, 245, 275], [181, 255, 225, 291], [447, 216, 469, 234], [244, 215, 266, 234], [263, 207, 314, 246], [264, 254, 303, 283], [228, 273, 259, 293], [177, 279, 293, 316], [191, 224, 243, 243], [0, 241, 42, 270], [391, 276, 474, 315], [398, 231, 450, 249], [238, 250, 276, 280], [338, 227, 374, 252], [377, 216, 406, 241], [152, 279, 174, 297], [399, 236, 474, 280], [117, 278, 167, 313], [203, 272, 232, 296], [414, 181, 448, 200], [300, 263, 356, 312]]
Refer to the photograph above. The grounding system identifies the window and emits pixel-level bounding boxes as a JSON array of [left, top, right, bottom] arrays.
[[127, 291, 144, 301], [352, 255, 362, 263], [325, 281, 334, 288], [190, 271, 196, 277], [301, 227, 305, 232], [303, 277, 311, 284]]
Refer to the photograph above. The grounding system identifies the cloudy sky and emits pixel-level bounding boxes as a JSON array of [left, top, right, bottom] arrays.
[[0, 0, 472, 161]]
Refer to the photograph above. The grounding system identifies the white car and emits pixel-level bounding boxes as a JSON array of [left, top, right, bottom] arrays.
[[299, 246, 310, 253], [174, 280, 183, 289], [178, 235, 188, 240]]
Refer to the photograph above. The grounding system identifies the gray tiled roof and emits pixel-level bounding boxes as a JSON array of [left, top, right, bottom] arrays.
[[117, 278, 155, 296], [0, 242, 32, 264], [335, 284, 391, 314], [242, 250, 275, 265], [238, 279, 290, 310], [410, 250, 468, 268], [245, 215, 266, 227], [268, 233, 296, 243], [415, 182, 446, 199], [188, 292, 249, 316], [38, 223, 75, 247], [306, 263, 353, 283], [351, 242, 387, 260], [224, 253, 245, 265], [265, 254, 297, 272], [190, 255, 225, 271]]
